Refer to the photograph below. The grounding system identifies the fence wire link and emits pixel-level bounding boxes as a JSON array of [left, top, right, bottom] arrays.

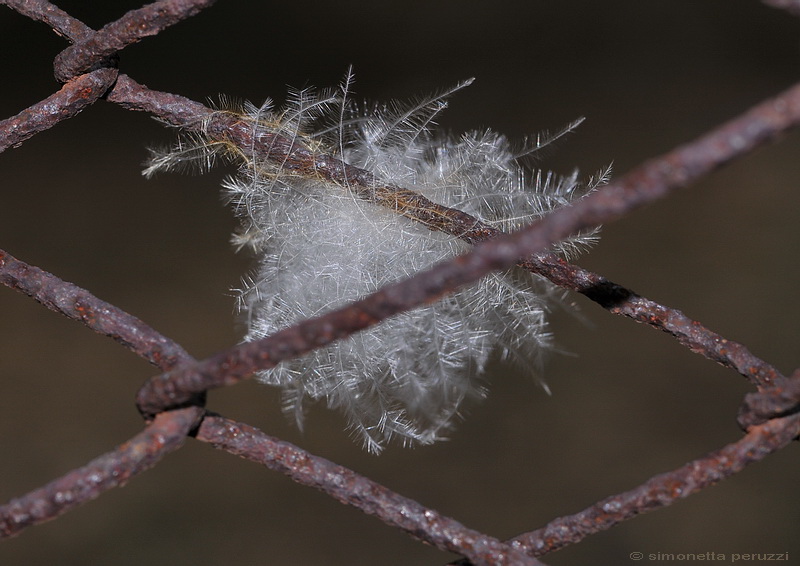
[[0, 1, 797, 564], [0, 406, 204, 538], [0, 67, 117, 151], [0, 247, 537, 564]]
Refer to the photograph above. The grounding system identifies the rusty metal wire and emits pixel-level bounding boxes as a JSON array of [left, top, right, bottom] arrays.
[[0, 67, 117, 151], [0, 18, 786, 392], [738, 370, 800, 429], [134, 77, 800, 416], [0, 406, 204, 538], [0, 0, 92, 42], [0, 248, 192, 370], [0, 247, 541, 564], [108, 73, 785, 392], [0, 0, 798, 564], [453, 413, 800, 563], [53, 0, 217, 83], [197, 415, 544, 566]]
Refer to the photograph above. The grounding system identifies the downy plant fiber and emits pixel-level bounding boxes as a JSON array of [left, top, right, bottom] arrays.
[[146, 75, 607, 453]]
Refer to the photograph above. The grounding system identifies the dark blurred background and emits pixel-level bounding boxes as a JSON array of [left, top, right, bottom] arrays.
[[1, 1, 799, 564]]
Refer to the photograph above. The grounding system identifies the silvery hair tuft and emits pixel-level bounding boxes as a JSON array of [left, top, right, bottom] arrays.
[[145, 72, 608, 453]]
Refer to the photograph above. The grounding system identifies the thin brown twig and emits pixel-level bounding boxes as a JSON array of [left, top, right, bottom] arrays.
[[0, 406, 204, 538]]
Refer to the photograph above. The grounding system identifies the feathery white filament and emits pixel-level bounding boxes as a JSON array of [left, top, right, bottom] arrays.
[[145, 76, 607, 453]]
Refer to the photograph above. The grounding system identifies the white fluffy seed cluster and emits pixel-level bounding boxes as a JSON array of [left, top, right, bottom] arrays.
[[146, 76, 607, 453]]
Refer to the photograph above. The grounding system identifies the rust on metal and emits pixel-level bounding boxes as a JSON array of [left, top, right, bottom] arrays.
[[505, 414, 800, 558], [1, 0, 94, 42], [53, 0, 217, 83], [0, 248, 192, 371], [0, 0, 797, 562], [116, 78, 784, 388], [196, 415, 544, 566], [738, 370, 800, 429], [0, 407, 203, 539], [0, 67, 117, 152]]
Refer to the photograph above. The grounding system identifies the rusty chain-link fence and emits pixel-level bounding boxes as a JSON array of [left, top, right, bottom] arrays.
[[1, 1, 799, 564]]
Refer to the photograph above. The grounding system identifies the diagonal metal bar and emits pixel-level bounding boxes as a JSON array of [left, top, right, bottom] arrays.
[[522, 255, 784, 387], [1, 248, 532, 563], [0, 407, 204, 539], [53, 0, 217, 83], [0, 67, 118, 152], [505, 413, 800, 559], [196, 414, 546, 566], [135, 79, 800, 416], [107, 73, 212, 125], [0, 0, 93, 42], [0, 248, 192, 370], [108, 74, 784, 388]]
